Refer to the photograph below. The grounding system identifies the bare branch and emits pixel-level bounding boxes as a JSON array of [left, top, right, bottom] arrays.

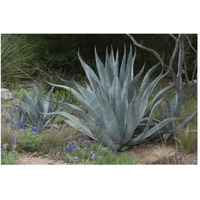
[[127, 34, 165, 67], [185, 35, 197, 53]]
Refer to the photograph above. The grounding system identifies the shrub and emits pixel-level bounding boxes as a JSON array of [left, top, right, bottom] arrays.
[[16, 127, 42, 152], [47, 46, 178, 150]]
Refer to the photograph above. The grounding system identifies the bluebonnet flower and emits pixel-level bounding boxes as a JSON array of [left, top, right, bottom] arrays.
[[69, 136, 72, 139], [29, 136, 33, 139], [101, 157, 104, 159], [62, 148, 66, 152], [83, 134, 87, 138], [20, 120, 25, 129], [76, 145, 81, 151], [35, 126, 39, 133], [78, 139, 82, 144], [84, 140, 89, 146], [67, 142, 73, 153], [12, 151, 16, 155], [99, 144, 102, 148], [70, 99, 73, 104], [51, 107, 54, 112], [116, 159, 119, 165], [85, 147, 88, 153], [92, 152, 97, 162], [14, 122, 20, 130], [76, 156, 81, 162], [114, 150, 117, 154], [2, 151, 7, 158], [36, 135, 39, 138], [106, 147, 110, 150], [1, 144, 4, 149], [31, 126, 34, 133], [93, 144, 96, 149], [13, 138, 18, 144]]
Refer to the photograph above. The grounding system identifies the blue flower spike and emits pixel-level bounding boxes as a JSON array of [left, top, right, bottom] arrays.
[[77, 156, 81, 162], [114, 150, 117, 154], [84, 140, 89, 146], [106, 147, 110, 150], [13, 138, 18, 144], [85, 147, 88, 153]]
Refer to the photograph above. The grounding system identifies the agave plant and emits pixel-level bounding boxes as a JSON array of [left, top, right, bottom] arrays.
[[2, 102, 29, 125], [47, 46, 179, 150], [12, 85, 61, 131], [158, 92, 197, 142]]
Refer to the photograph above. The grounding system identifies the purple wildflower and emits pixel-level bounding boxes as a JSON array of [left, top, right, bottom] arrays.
[[76, 156, 81, 162], [63, 148, 66, 152], [106, 147, 110, 150], [101, 157, 104, 159], [31, 126, 34, 133], [1, 144, 4, 149], [35, 127, 39, 133], [93, 144, 96, 149], [2, 151, 7, 158], [76, 145, 81, 151], [84, 140, 89, 146], [14, 122, 20, 130], [70, 99, 73, 104], [36, 135, 39, 138], [83, 134, 87, 138], [78, 139, 82, 144], [20, 120, 25, 129], [12, 151, 16, 155], [13, 138, 18, 144], [85, 147, 88, 153], [114, 150, 117, 154], [92, 152, 97, 161]]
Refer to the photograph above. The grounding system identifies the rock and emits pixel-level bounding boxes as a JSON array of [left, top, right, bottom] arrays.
[[1, 88, 14, 100]]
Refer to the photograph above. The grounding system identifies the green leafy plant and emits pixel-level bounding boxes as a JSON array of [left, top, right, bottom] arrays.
[[16, 128, 42, 152], [177, 127, 197, 154], [47, 46, 179, 150], [61, 140, 136, 165], [1, 143, 19, 165]]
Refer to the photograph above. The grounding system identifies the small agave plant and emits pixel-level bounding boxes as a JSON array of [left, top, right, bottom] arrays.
[[3, 102, 29, 125], [47, 46, 181, 150], [158, 93, 197, 142], [6, 85, 62, 131]]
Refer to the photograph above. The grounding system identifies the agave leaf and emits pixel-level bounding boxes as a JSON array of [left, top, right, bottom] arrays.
[[179, 111, 197, 128], [78, 51, 100, 91], [86, 123, 121, 150], [129, 98, 163, 143], [128, 63, 145, 103], [140, 62, 160, 89], [61, 102, 94, 123], [129, 117, 180, 145], [119, 45, 127, 84], [145, 84, 174, 117], [95, 47, 110, 92], [96, 87, 121, 142], [47, 111, 94, 137]]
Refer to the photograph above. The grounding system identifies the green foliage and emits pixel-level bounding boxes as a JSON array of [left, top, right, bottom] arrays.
[[1, 143, 19, 165], [48, 46, 177, 150], [1, 34, 36, 84], [177, 127, 197, 154], [39, 128, 71, 156], [16, 128, 42, 152], [61, 140, 136, 165]]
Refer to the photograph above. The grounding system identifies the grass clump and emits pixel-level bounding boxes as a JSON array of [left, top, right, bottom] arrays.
[[177, 127, 197, 154]]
